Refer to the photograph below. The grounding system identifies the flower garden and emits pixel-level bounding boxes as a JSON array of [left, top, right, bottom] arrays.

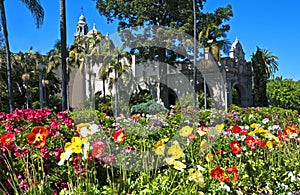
[[0, 105, 300, 194]]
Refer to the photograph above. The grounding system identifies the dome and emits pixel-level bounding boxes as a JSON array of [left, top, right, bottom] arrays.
[[87, 23, 102, 38], [78, 14, 86, 24]]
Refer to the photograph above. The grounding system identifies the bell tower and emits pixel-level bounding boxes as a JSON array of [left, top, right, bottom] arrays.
[[74, 14, 88, 38]]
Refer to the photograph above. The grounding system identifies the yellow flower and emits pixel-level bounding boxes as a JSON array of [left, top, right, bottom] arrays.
[[205, 153, 214, 163], [154, 140, 165, 155], [167, 143, 183, 159], [188, 168, 205, 188], [250, 123, 257, 129], [264, 132, 280, 142], [200, 139, 209, 154], [179, 126, 193, 137], [173, 160, 186, 171], [161, 137, 169, 143], [266, 141, 273, 149], [64, 137, 83, 153], [215, 124, 224, 132]]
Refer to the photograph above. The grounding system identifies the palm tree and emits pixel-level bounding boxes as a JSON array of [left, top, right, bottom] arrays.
[[0, 0, 44, 112], [99, 48, 131, 116], [261, 48, 279, 78], [69, 35, 102, 104], [60, 0, 68, 111]]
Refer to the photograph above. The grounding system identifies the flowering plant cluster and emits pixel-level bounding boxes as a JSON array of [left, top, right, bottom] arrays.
[[0, 106, 300, 194]]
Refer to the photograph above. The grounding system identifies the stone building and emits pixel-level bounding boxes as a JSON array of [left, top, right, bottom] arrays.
[[68, 14, 252, 109]]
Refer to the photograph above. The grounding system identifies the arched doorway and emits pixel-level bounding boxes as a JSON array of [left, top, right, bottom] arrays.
[[231, 83, 248, 107]]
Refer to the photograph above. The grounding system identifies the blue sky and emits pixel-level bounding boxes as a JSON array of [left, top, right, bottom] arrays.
[[4, 0, 300, 80]]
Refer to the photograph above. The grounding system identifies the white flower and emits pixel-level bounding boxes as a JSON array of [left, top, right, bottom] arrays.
[[248, 114, 253, 120], [196, 165, 205, 171], [80, 124, 100, 137], [288, 171, 296, 182], [83, 142, 90, 160], [58, 148, 72, 166], [219, 184, 230, 192], [262, 118, 269, 124]]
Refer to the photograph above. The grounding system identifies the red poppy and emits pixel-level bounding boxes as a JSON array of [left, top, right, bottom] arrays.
[[284, 126, 299, 135], [278, 130, 289, 141], [113, 130, 126, 143], [240, 128, 248, 135], [232, 126, 241, 134], [201, 125, 209, 132], [210, 167, 225, 181], [245, 136, 255, 147], [226, 165, 238, 174], [230, 140, 242, 154], [257, 140, 265, 148], [26, 126, 49, 148], [226, 165, 239, 181], [0, 133, 15, 144]]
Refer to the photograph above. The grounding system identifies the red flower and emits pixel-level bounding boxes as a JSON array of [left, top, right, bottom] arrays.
[[113, 130, 126, 143], [230, 140, 242, 154], [232, 126, 241, 134], [257, 140, 265, 148], [240, 128, 248, 135], [245, 136, 255, 147], [278, 130, 289, 141], [226, 165, 239, 181], [0, 133, 15, 144], [26, 126, 49, 148], [210, 167, 225, 181]]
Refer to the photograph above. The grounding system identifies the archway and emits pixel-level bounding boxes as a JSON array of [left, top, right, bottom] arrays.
[[231, 82, 248, 107]]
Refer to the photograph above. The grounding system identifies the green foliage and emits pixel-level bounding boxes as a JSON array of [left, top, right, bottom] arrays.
[[267, 77, 300, 112], [252, 47, 268, 107], [130, 99, 169, 115], [95, 95, 113, 116]]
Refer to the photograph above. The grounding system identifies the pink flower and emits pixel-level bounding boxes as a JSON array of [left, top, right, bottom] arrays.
[[54, 148, 63, 160], [92, 140, 107, 159], [40, 147, 50, 159]]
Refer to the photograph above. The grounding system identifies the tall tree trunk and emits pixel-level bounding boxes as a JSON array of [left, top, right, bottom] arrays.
[[0, 0, 14, 112], [102, 79, 106, 97], [60, 0, 68, 110]]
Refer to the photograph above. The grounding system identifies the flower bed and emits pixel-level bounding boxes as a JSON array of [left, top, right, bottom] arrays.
[[0, 106, 300, 194]]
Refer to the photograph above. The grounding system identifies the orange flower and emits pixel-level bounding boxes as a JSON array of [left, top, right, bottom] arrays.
[[26, 126, 49, 148], [284, 126, 299, 135], [0, 133, 15, 144], [230, 140, 242, 154]]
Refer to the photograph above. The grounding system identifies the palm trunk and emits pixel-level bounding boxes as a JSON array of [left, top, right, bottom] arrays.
[[102, 79, 106, 97], [60, 0, 68, 110], [0, 0, 14, 112]]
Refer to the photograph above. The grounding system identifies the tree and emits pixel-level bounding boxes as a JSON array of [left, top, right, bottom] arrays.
[[261, 49, 279, 78], [95, 0, 233, 108], [0, 0, 44, 112], [69, 35, 102, 105], [60, 0, 68, 111], [198, 5, 232, 61], [99, 48, 131, 116], [252, 47, 279, 107], [267, 77, 300, 112]]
